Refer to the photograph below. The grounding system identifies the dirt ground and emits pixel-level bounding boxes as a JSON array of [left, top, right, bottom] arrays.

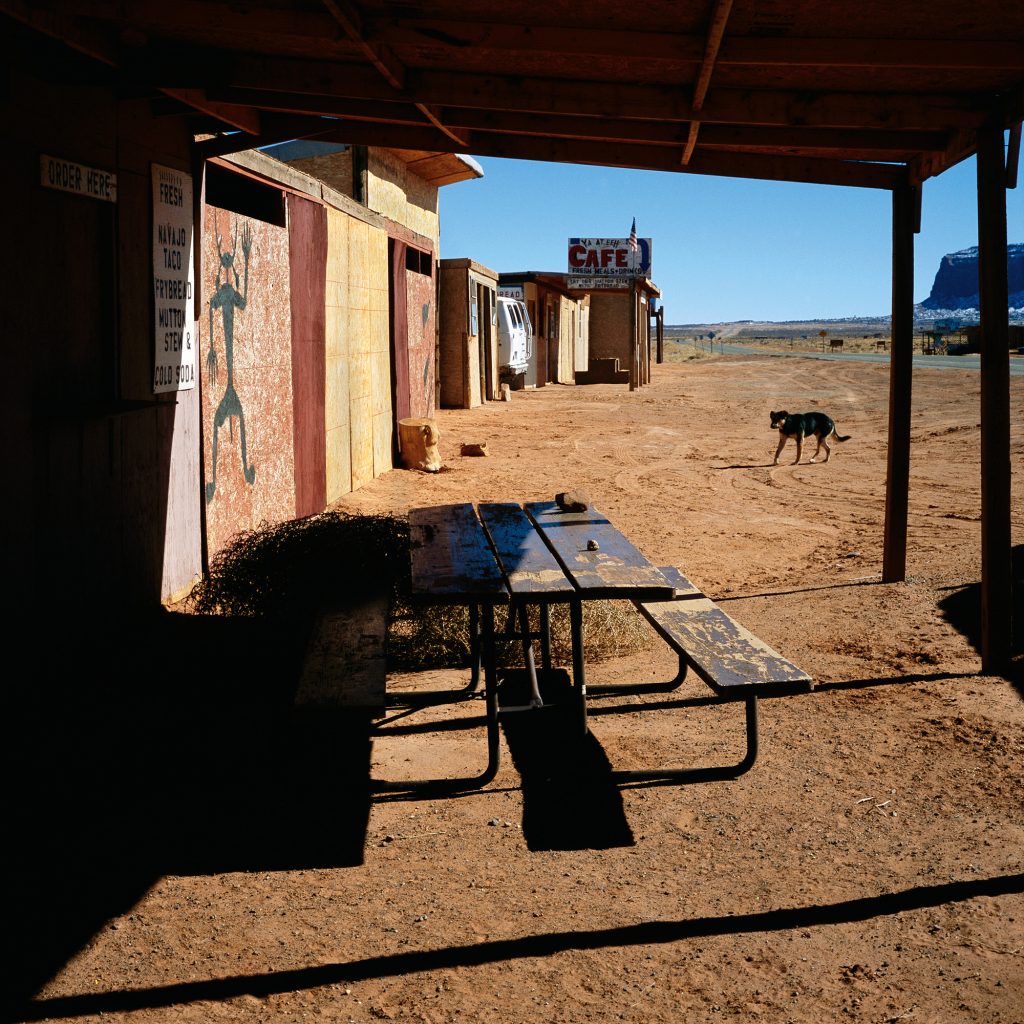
[[20, 353, 1024, 1023]]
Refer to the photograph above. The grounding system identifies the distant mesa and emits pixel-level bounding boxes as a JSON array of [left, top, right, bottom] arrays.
[[920, 242, 1024, 314]]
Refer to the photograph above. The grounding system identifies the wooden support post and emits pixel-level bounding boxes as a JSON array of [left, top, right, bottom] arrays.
[[882, 184, 915, 582], [628, 278, 638, 391], [976, 123, 1013, 672], [656, 306, 664, 364], [644, 295, 652, 382]]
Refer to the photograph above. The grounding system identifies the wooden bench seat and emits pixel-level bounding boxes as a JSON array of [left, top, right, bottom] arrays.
[[634, 567, 812, 698], [600, 566, 815, 781]]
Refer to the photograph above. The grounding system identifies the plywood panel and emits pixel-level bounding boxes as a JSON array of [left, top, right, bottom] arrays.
[[390, 240, 411, 428], [558, 297, 575, 384], [350, 393, 374, 490], [288, 194, 327, 519], [349, 309, 372, 399], [372, 409, 392, 478], [324, 207, 351, 501], [406, 265, 435, 417], [467, 334, 482, 408], [348, 218, 370, 291], [372, 348, 391, 417], [366, 226, 393, 477], [368, 150, 441, 252], [200, 206, 295, 557], [438, 263, 468, 407]]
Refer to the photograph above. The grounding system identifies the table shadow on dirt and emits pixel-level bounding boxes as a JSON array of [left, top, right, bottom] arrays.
[[7, 609, 372, 1011], [497, 669, 634, 851]]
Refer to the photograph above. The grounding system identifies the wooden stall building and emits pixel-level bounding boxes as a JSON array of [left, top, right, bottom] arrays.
[[5, 1, 1021, 668], [438, 259, 500, 408], [497, 272, 590, 388]]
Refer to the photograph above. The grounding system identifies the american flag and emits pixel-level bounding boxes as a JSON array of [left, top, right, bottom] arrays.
[[628, 217, 638, 253]]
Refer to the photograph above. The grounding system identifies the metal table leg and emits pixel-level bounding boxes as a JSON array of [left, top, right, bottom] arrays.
[[495, 601, 546, 712], [372, 602, 502, 793], [587, 651, 688, 696], [519, 602, 543, 706], [385, 601, 482, 705], [539, 603, 552, 670], [610, 694, 760, 784], [570, 597, 588, 735]]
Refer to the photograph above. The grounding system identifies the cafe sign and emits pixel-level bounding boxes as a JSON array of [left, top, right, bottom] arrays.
[[567, 236, 652, 278]]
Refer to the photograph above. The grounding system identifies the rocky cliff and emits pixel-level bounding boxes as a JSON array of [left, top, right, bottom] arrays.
[[921, 243, 1024, 312]]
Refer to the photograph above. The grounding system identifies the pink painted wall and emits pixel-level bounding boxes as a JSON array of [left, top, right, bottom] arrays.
[[201, 207, 296, 556]]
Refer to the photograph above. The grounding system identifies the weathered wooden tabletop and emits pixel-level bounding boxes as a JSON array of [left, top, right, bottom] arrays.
[[524, 500, 676, 601], [408, 503, 508, 603], [478, 503, 576, 600]]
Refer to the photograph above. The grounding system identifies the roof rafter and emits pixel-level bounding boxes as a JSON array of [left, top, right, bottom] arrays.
[[683, 0, 734, 164], [205, 92, 947, 154], [319, 0, 468, 148], [0, 1, 263, 133], [265, 116, 904, 189], [208, 53, 989, 132], [367, 19, 1024, 72]]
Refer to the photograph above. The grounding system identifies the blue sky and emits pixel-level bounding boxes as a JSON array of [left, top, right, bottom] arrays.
[[438, 144, 1023, 325]]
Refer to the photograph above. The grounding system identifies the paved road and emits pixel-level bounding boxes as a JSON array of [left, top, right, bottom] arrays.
[[701, 342, 1024, 376]]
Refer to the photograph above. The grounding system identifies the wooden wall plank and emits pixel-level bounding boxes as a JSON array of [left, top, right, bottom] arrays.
[[288, 194, 328, 518], [325, 207, 353, 502], [390, 238, 411, 432]]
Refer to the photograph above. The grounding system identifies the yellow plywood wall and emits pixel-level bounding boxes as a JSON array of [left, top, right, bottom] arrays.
[[348, 218, 392, 491], [369, 230, 392, 478], [324, 207, 352, 504], [369, 151, 440, 252], [324, 210, 392, 500]]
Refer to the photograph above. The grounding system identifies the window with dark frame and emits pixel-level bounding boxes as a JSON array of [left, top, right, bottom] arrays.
[[405, 247, 433, 276], [205, 163, 286, 226]]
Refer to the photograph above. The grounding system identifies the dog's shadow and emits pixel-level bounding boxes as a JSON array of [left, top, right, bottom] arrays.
[[714, 462, 795, 470]]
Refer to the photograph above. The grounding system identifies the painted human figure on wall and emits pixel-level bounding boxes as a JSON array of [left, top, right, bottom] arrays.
[[206, 220, 256, 504]]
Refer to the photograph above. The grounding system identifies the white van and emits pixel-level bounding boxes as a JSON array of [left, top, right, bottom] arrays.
[[497, 296, 532, 385]]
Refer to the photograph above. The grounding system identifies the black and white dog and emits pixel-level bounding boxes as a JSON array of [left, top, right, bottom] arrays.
[[770, 410, 851, 465]]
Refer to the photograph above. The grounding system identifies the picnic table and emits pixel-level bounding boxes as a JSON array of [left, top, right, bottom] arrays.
[[377, 501, 811, 791]]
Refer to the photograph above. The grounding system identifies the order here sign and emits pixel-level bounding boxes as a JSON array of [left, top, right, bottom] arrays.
[[567, 237, 652, 277]]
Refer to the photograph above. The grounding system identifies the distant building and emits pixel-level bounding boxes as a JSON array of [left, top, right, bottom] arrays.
[[497, 272, 590, 387]]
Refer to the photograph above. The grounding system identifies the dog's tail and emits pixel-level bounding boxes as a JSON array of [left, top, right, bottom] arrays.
[[833, 425, 851, 442]]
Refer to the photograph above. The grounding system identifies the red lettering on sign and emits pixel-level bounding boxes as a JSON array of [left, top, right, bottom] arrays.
[[615, 249, 628, 267], [568, 244, 587, 269]]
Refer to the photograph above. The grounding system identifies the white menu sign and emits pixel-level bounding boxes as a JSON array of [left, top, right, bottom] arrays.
[[152, 164, 196, 393]]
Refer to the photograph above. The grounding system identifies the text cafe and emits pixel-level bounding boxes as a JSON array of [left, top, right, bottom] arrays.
[[567, 237, 652, 277]]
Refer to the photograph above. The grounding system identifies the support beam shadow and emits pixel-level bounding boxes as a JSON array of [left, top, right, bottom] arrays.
[[15, 873, 1023, 1022]]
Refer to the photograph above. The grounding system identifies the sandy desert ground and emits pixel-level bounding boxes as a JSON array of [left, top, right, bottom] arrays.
[[13, 351, 1023, 1024]]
